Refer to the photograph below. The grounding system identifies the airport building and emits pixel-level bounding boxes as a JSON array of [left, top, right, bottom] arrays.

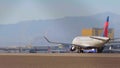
[[81, 28, 114, 39], [29, 45, 70, 53]]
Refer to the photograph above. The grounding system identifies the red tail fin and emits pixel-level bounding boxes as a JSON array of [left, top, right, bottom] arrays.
[[103, 16, 109, 37]]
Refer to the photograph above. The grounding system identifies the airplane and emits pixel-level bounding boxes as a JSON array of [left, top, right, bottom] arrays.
[[44, 16, 114, 53]]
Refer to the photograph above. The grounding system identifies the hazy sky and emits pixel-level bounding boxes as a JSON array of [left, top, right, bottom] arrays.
[[0, 0, 120, 24]]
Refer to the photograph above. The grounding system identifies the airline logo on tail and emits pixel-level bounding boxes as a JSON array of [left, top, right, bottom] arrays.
[[103, 16, 109, 37]]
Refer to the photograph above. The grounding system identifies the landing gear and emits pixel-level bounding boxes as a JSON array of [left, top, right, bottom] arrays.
[[78, 47, 83, 53], [70, 46, 104, 53], [97, 47, 104, 53], [76, 47, 82, 53]]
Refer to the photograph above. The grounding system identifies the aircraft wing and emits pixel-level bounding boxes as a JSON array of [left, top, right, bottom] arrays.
[[110, 49, 120, 51], [108, 40, 120, 43], [44, 36, 87, 48], [104, 49, 120, 52], [108, 38, 120, 43]]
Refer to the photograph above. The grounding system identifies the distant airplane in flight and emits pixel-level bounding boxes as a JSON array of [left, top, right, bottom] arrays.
[[44, 16, 116, 53]]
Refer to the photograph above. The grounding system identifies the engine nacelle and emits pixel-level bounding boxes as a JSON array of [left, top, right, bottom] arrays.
[[70, 46, 76, 51], [83, 49, 97, 53]]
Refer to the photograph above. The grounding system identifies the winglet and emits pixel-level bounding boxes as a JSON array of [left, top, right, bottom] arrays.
[[43, 36, 61, 44], [106, 16, 109, 22], [43, 36, 51, 43]]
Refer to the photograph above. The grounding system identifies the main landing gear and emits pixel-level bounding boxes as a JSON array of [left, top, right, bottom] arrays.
[[70, 46, 104, 53]]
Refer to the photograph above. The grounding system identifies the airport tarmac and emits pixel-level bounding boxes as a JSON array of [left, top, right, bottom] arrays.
[[0, 53, 119, 68]]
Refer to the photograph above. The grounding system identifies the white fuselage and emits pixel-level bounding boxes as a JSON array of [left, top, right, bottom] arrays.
[[72, 36, 109, 48]]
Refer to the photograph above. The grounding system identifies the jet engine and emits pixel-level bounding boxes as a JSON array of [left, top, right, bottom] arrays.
[[70, 46, 76, 51]]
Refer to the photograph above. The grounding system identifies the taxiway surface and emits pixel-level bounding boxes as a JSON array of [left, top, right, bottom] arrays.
[[0, 53, 119, 68]]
